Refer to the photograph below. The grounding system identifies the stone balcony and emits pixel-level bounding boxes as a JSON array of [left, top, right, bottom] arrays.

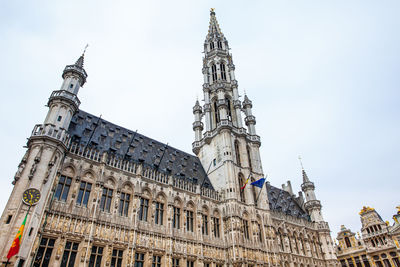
[[48, 90, 81, 110], [30, 123, 71, 147]]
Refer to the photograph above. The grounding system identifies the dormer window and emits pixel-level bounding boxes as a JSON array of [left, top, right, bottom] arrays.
[[210, 42, 214, 50], [217, 41, 222, 49], [70, 84, 73, 88]]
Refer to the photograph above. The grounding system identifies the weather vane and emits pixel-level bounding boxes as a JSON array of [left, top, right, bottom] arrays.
[[298, 155, 304, 170]]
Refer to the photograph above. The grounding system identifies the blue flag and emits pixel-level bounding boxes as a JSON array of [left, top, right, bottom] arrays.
[[250, 178, 266, 188]]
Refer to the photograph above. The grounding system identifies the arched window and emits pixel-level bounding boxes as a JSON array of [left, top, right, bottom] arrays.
[[154, 194, 165, 225], [212, 210, 221, 238], [211, 64, 217, 82], [243, 218, 250, 239], [247, 145, 252, 171], [210, 42, 214, 50], [294, 235, 299, 254], [213, 101, 220, 125], [345, 237, 352, 248], [257, 221, 263, 242], [217, 41, 222, 49], [278, 229, 284, 251], [226, 97, 232, 121], [251, 177, 257, 205], [172, 199, 181, 229], [238, 173, 245, 202], [220, 64, 226, 80], [288, 235, 293, 253], [100, 187, 113, 212], [186, 202, 195, 232], [139, 197, 149, 221], [202, 207, 209, 235], [234, 140, 241, 166]]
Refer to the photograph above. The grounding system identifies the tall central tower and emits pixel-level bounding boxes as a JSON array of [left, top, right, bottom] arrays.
[[193, 10, 267, 207]]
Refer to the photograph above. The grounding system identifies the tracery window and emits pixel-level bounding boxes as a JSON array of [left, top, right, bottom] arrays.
[[100, 188, 113, 212], [154, 201, 164, 225], [173, 206, 181, 229], [60, 241, 79, 267], [234, 140, 241, 166], [186, 210, 194, 232], [152, 255, 161, 267], [217, 40, 222, 49], [243, 219, 250, 239], [119, 192, 130, 217], [134, 253, 144, 267], [55, 175, 72, 202], [238, 173, 245, 203], [257, 222, 262, 242], [213, 216, 220, 238], [226, 97, 232, 120], [34, 237, 55, 267], [211, 64, 217, 82], [213, 101, 220, 125], [111, 249, 123, 267], [172, 258, 180, 267], [89, 246, 103, 267], [220, 64, 226, 80], [139, 197, 149, 221], [210, 42, 214, 50], [247, 145, 252, 170], [76, 181, 92, 207], [202, 214, 209, 235]]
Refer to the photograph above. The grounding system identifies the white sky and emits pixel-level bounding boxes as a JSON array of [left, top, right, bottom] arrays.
[[0, 0, 399, 238]]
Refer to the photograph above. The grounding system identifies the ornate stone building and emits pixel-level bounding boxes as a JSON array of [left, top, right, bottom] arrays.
[[335, 207, 400, 267], [0, 10, 337, 267]]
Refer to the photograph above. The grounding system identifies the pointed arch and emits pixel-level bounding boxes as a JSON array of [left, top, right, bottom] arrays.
[[247, 145, 253, 171], [234, 140, 241, 166], [238, 173, 245, 203]]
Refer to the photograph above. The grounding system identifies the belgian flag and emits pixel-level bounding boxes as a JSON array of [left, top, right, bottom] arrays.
[[7, 212, 28, 260]]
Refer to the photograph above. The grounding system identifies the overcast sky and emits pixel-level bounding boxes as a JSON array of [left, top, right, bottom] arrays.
[[0, 0, 399, 238]]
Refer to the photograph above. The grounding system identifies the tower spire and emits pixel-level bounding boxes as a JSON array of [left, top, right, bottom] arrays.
[[74, 44, 88, 68], [298, 156, 310, 182], [207, 8, 224, 39]]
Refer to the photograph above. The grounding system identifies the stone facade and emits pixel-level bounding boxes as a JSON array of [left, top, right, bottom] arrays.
[[335, 207, 400, 267], [0, 10, 338, 267]]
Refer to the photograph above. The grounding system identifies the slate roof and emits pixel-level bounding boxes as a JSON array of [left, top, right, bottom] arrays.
[[67, 110, 310, 220], [67, 110, 214, 189], [266, 183, 310, 221]]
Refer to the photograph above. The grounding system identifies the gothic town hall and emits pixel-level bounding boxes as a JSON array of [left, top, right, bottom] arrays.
[[0, 10, 338, 267]]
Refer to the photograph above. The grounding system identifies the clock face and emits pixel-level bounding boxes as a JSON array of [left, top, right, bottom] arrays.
[[22, 188, 41, 206]]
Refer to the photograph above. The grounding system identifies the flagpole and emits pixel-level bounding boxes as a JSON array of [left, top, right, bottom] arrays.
[[6, 203, 31, 267], [255, 176, 267, 204]]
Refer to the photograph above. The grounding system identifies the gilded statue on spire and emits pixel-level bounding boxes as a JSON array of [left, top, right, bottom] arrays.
[[359, 206, 375, 215]]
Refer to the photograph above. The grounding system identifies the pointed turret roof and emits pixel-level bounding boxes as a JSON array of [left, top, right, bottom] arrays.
[[302, 169, 310, 183], [62, 50, 88, 86], [75, 54, 85, 68], [206, 9, 225, 40]]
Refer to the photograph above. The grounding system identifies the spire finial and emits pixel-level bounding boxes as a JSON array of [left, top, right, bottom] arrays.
[[210, 8, 215, 14], [83, 44, 89, 56], [299, 156, 310, 183]]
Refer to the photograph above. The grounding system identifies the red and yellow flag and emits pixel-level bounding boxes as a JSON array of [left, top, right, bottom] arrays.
[[241, 176, 250, 190], [7, 212, 28, 260]]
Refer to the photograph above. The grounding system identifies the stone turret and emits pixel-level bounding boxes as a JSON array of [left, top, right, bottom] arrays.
[[0, 52, 88, 265]]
